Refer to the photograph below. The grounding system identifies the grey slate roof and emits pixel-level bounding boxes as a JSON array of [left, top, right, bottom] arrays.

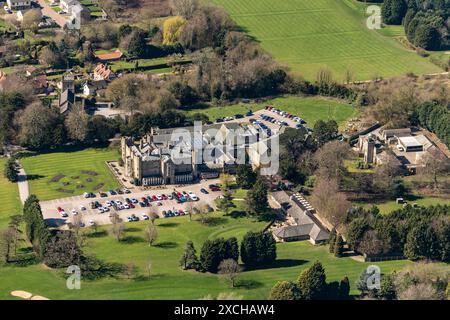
[[271, 191, 329, 243]]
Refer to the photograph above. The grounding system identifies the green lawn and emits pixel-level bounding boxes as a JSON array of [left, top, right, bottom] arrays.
[[212, 0, 441, 81], [187, 96, 358, 127], [0, 210, 416, 300], [20, 148, 120, 201], [369, 197, 450, 215], [0, 158, 21, 229]]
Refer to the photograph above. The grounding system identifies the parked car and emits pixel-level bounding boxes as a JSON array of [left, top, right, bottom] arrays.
[[200, 188, 209, 194], [60, 211, 68, 218], [100, 192, 108, 198], [88, 220, 95, 226], [79, 205, 86, 211]]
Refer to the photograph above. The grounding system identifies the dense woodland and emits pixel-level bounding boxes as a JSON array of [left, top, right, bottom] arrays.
[[379, 0, 450, 50]]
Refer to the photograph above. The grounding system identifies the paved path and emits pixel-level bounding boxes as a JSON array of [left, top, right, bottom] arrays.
[[37, 0, 67, 28], [17, 166, 29, 204]]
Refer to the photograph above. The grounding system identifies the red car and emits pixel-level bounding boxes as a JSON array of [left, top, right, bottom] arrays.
[[176, 192, 183, 198], [57, 207, 63, 212], [152, 195, 157, 201], [129, 203, 135, 209], [178, 209, 185, 216], [162, 194, 167, 200]]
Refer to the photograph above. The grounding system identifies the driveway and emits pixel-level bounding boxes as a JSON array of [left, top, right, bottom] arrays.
[[37, 0, 67, 28], [39, 179, 223, 227], [17, 166, 29, 204]]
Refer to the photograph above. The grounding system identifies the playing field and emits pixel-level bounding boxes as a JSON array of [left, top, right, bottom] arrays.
[[0, 209, 413, 300], [213, 0, 441, 81], [187, 96, 357, 127], [20, 148, 121, 201], [0, 158, 22, 228]]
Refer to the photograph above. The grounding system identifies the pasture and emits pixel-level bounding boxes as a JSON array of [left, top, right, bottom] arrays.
[[20, 148, 120, 201], [212, 0, 441, 81]]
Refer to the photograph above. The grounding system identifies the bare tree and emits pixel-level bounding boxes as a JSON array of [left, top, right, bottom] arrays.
[[419, 148, 450, 189], [311, 178, 351, 228], [218, 259, 241, 288], [22, 9, 42, 34], [148, 211, 159, 225], [124, 263, 136, 279], [110, 213, 125, 242], [170, 0, 198, 19], [144, 224, 158, 246], [0, 227, 16, 263], [65, 104, 89, 142], [314, 141, 352, 183]]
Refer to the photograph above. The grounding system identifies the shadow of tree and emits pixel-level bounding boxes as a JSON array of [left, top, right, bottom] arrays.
[[158, 222, 179, 228], [25, 174, 45, 181], [199, 217, 228, 227], [244, 259, 308, 271], [121, 236, 144, 244], [154, 241, 178, 249], [235, 279, 264, 289], [124, 227, 140, 232], [86, 230, 108, 238]]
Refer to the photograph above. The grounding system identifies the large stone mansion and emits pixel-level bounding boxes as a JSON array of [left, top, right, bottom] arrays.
[[121, 123, 277, 186]]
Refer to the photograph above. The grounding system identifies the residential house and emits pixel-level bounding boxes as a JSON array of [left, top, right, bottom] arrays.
[[93, 63, 115, 81], [6, 0, 32, 10], [25, 66, 38, 77], [58, 89, 76, 114], [83, 80, 106, 97]]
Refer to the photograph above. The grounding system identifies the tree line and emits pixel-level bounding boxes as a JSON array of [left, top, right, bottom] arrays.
[[381, 0, 449, 50], [179, 230, 276, 278], [345, 205, 450, 261]]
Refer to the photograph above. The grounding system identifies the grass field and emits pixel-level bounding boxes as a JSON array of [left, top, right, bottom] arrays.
[[187, 96, 357, 127], [212, 0, 441, 81], [20, 148, 120, 201], [0, 209, 415, 300], [0, 158, 21, 229]]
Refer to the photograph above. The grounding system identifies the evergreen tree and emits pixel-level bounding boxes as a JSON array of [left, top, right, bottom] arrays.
[[240, 231, 276, 267], [128, 30, 147, 58], [246, 177, 269, 215], [269, 281, 301, 300], [216, 189, 235, 215], [328, 229, 336, 253], [225, 237, 239, 262], [236, 164, 257, 189], [179, 240, 199, 270], [4, 158, 19, 182], [382, 0, 407, 25], [379, 273, 396, 300], [297, 261, 327, 300], [334, 235, 344, 257]]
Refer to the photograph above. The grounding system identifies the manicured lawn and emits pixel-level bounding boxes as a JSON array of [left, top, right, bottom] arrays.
[[0, 210, 416, 300], [187, 96, 358, 127], [0, 158, 21, 229], [20, 148, 121, 201], [212, 0, 441, 81], [370, 197, 450, 215]]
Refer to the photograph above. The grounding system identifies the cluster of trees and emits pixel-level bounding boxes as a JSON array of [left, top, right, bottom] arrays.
[[357, 263, 449, 300], [345, 205, 450, 261], [269, 261, 350, 300], [180, 230, 276, 274], [22, 195, 50, 259], [415, 101, 450, 147], [382, 0, 450, 50], [0, 215, 23, 263]]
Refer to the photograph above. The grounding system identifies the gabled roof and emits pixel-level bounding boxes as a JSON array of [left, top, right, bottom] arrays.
[[85, 80, 107, 90]]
